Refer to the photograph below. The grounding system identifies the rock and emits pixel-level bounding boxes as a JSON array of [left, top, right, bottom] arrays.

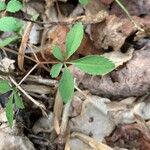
[[70, 95, 115, 140], [0, 122, 35, 150]]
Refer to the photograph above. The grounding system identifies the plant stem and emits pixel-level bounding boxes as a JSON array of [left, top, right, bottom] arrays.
[[115, 0, 144, 32]]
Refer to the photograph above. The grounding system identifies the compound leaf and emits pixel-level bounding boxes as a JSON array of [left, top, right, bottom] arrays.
[[52, 45, 64, 61], [14, 92, 24, 109], [79, 0, 90, 5], [0, 1, 6, 11], [50, 63, 63, 78], [71, 55, 115, 75], [0, 35, 19, 48], [66, 22, 84, 59], [0, 80, 11, 94], [59, 67, 74, 103], [0, 17, 22, 32], [6, 0, 23, 13], [5, 94, 14, 128]]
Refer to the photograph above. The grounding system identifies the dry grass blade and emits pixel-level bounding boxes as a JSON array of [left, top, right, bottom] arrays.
[[53, 90, 63, 134], [60, 100, 71, 135], [65, 134, 71, 150], [18, 22, 33, 71], [71, 132, 113, 150]]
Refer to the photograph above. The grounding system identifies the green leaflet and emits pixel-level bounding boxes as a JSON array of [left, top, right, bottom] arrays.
[[52, 46, 64, 61], [0, 35, 20, 48], [14, 92, 24, 109], [79, 0, 90, 5], [5, 94, 14, 128], [0, 80, 11, 93], [0, 17, 23, 32], [6, 0, 23, 13], [0, 1, 6, 11], [66, 22, 84, 59], [0, 80, 25, 127], [71, 55, 115, 75], [50, 63, 63, 78], [59, 67, 74, 103]]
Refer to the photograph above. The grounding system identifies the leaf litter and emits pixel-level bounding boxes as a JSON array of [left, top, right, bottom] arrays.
[[0, 0, 150, 150]]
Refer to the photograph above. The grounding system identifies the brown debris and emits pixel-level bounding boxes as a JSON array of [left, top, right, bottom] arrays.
[[41, 25, 69, 60], [106, 123, 150, 150], [91, 14, 150, 51]]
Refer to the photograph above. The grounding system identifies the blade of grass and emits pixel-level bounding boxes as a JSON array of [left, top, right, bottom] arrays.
[[115, 0, 144, 31]]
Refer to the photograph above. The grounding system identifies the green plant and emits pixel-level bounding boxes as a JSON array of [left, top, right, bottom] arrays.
[[0, 79, 24, 128], [79, 0, 90, 5], [0, 0, 23, 47], [50, 22, 115, 103]]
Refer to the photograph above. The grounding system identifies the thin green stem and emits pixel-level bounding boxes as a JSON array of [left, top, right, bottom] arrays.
[[115, 0, 144, 32]]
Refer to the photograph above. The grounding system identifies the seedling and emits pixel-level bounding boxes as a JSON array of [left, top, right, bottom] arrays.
[[50, 22, 115, 103], [0, 79, 24, 128]]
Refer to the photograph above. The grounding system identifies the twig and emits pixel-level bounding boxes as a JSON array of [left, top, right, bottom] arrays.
[[3, 47, 37, 63], [24, 10, 108, 25], [18, 63, 39, 85], [9, 76, 46, 113], [74, 84, 88, 99], [20, 75, 58, 86]]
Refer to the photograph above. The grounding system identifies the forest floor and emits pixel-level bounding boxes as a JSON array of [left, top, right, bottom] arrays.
[[0, 0, 150, 150]]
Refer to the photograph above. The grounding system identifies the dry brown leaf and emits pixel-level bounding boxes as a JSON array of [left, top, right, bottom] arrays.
[[77, 34, 100, 56], [42, 25, 68, 60], [91, 14, 150, 51], [18, 22, 33, 71], [84, 0, 106, 15], [91, 15, 136, 51], [106, 122, 150, 150]]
